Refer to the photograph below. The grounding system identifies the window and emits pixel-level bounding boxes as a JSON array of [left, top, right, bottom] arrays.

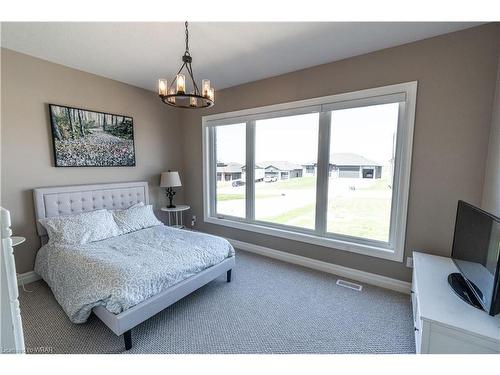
[[255, 113, 319, 229], [327, 103, 399, 243], [203, 82, 417, 261], [214, 123, 246, 218]]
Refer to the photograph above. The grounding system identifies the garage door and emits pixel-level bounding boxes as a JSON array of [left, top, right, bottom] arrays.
[[338, 167, 359, 178]]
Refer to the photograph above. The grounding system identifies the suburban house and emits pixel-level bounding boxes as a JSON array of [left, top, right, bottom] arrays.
[[261, 161, 304, 180], [302, 153, 384, 179], [241, 164, 265, 182], [216, 162, 243, 181], [218, 163, 266, 182]]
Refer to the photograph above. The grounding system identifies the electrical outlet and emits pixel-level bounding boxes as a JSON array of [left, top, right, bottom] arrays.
[[406, 257, 413, 268], [191, 215, 197, 227]]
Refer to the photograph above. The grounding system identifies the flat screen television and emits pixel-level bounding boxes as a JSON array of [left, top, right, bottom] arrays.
[[449, 200, 500, 316]]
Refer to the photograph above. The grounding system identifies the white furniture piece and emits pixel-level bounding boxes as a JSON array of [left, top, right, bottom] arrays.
[[412, 252, 500, 353], [33, 182, 234, 351], [11, 237, 26, 247], [161, 205, 190, 228], [0, 207, 25, 354]]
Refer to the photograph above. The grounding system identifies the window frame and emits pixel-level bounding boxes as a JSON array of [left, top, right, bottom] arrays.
[[202, 81, 417, 262]]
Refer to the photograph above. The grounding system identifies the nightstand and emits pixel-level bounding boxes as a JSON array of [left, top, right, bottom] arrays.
[[12, 236, 26, 247], [161, 205, 190, 228]]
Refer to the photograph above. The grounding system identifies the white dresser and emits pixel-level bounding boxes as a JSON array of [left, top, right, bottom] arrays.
[[411, 252, 500, 353]]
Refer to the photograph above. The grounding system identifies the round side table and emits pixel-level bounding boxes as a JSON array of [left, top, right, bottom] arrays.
[[161, 205, 190, 229], [12, 236, 26, 247]]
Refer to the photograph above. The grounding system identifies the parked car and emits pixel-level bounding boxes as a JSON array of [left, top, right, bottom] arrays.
[[264, 176, 278, 183], [232, 179, 245, 187]]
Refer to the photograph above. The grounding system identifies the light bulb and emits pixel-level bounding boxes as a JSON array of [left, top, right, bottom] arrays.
[[168, 87, 176, 103], [158, 79, 168, 96], [176, 74, 186, 94], [202, 79, 210, 97], [190, 93, 197, 107], [208, 87, 215, 102]]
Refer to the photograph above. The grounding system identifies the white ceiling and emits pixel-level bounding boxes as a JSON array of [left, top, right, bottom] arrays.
[[1, 22, 481, 91]]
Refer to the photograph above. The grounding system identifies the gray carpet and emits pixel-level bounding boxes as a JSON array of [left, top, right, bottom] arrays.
[[19, 250, 415, 354]]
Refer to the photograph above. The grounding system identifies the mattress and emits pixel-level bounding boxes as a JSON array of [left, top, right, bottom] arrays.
[[34, 225, 235, 323]]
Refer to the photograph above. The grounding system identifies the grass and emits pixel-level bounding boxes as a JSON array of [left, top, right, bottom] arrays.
[[260, 203, 316, 229], [217, 176, 392, 242], [327, 196, 390, 242], [216, 193, 245, 201], [262, 176, 316, 190]]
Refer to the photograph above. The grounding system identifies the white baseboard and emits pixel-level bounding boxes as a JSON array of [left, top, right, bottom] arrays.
[[228, 238, 411, 294], [17, 271, 41, 285]]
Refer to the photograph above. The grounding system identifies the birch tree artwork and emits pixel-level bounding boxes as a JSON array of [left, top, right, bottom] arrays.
[[49, 104, 136, 167]]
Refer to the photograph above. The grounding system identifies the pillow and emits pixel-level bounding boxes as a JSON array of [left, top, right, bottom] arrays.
[[111, 201, 144, 212], [40, 209, 121, 245], [112, 204, 163, 234], [128, 201, 144, 209]]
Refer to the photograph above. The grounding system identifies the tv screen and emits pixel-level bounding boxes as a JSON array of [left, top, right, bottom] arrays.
[[452, 201, 500, 315]]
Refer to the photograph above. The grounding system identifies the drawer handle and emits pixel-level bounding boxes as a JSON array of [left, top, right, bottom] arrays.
[[410, 290, 415, 294], [414, 327, 419, 332]]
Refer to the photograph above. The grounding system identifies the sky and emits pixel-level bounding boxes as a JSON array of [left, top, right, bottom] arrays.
[[215, 103, 399, 166]]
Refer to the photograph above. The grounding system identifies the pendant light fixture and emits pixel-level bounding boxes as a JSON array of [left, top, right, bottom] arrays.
[[158, 22, 214, 109]]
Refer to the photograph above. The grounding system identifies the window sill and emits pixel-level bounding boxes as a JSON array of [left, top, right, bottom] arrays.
[[204, 215, 404, 262]]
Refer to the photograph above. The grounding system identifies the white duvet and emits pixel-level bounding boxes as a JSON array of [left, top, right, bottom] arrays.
[[34, 225, 235, 323]]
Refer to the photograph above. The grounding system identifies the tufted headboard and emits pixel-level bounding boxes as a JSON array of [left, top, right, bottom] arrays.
[[33, 181, 149, 238]]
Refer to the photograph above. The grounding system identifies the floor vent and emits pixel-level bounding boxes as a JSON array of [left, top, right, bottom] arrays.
[[336, 279, 363, 291]]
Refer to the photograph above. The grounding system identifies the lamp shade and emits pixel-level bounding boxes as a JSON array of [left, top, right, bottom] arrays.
[[160, 171, 182, 188]]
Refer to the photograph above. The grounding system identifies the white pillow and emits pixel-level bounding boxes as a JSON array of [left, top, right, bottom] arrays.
[[111, 201, 144, 212], [112, 204, 163, 234], [40, 209, 121, 245]]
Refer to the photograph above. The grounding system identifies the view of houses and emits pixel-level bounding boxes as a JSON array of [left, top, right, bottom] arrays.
[[216, 153, 385, 184], [215, 152, 393, 242]]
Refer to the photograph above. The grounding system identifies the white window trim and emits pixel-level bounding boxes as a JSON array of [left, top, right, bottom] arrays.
[[202, 81, 417, 262]]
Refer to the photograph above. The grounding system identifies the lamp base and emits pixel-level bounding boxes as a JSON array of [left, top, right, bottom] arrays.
[[166, 187, 176, 209]]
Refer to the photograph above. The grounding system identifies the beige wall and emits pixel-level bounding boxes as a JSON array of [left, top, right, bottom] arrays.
[[482, 56, 500, 217], [180, 23, 500, 282], [1, 48, 185, 273]]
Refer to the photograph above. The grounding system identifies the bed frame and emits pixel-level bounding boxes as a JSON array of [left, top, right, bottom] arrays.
[[33, 181, 234, 351]]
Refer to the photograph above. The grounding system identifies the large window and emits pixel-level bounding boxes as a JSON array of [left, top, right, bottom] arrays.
[[215, 123, 246, 218], [327, 103, 399, 243], [255, 113, 319, 229], [203, 82, 417, 261]]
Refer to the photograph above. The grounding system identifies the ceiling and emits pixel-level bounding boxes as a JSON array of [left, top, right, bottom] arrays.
[[1, 22, 481, 91]]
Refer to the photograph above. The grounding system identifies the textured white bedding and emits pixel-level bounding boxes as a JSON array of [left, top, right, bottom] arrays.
[[34, 225, 235, 323]]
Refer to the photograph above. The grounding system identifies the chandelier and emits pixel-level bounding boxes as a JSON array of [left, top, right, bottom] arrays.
[[158, 22, 214, 109]]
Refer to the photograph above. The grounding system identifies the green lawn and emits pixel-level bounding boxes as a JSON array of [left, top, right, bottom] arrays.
[[263, 203, 316, 229], [216, 193, 245, 201], [327, 196, 390, 242], [217, 176, 391, 242]]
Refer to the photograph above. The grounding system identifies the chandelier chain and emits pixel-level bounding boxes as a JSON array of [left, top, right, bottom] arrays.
[[185, 21, 190, 54]]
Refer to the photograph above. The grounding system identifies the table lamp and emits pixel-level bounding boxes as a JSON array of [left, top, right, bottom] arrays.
[[160, 171, 182, 208]]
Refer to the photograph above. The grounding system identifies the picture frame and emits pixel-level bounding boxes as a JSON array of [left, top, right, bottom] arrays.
[[48, 104, 136, 167]]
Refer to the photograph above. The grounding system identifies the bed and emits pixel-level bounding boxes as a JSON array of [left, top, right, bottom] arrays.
[[33, 181, 235, 351]]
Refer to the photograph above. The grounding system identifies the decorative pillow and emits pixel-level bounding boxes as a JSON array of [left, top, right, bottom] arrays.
[[111, 201, 144, 212], [112, 204, 163, 234], [39, 209, 121, 245]]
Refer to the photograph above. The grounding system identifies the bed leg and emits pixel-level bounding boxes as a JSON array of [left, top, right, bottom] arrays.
[[124, 330, 132, 351], [227, 269, 232, 283]]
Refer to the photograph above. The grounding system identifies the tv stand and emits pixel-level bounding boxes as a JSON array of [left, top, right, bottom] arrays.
[[411, 252, 500, 353], [447, 273, 483, 310]]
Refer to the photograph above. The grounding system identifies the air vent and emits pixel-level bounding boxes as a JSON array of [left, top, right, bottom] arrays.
[[336, 279, 363, 291]]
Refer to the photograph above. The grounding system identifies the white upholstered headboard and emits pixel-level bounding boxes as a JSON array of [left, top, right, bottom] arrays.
[[33, 181, 149, 237]]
